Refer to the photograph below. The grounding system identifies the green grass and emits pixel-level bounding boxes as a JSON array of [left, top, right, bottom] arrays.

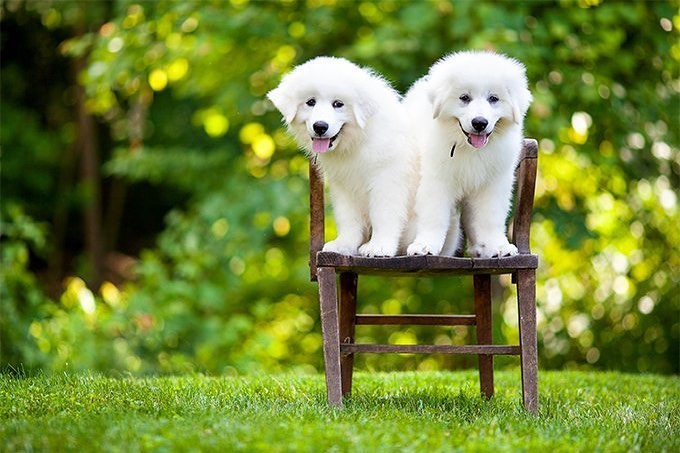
[[1, 370, 678, 452]]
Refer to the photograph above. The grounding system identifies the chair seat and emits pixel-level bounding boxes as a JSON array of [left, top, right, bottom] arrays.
[[316, 251, 538, 276]]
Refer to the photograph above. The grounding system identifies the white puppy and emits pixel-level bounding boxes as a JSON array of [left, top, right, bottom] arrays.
[[268, 56, 416, 257], [404, 51, 532, 258]]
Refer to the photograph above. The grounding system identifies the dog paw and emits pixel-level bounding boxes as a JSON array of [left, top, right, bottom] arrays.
[[322, 240, 359, 256], [407, 242, 438, 256], [499, 243, 519, 257], [358, 240, 397, 258], [469, 242, 518, 258]]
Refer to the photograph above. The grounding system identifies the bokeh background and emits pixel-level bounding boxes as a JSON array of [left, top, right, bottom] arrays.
[[1, 0, 678, 376]]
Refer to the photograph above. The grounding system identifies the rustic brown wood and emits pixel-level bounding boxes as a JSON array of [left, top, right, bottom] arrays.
[[339, 272, 358, 397], [517, 268, 539, 414], [340, 344, 521, 355], [474, 274, 494, 400], [355, 314, 477, 326], [520, 138, 539, 159], [316, 252, 538, 276], [310, 138, 540, 412], [318, 267, 342, 406], [309, 162, 325, 281], [513, 139, 538, 254]]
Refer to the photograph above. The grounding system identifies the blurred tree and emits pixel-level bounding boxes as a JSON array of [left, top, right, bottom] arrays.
[[1, 0, 677, 375]]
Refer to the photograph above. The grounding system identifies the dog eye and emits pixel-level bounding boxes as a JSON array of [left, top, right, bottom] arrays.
[[488, 95, 499, 104], [459, 94, 471, 104], [305, 98, 316, 107], [332, 100, 344, 108]]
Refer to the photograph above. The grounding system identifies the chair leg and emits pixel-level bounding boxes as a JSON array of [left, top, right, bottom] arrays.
[[474, 274, 494, 400], [516, 269, 538, 414], [318, 267, 343, 406], [339, 272, 357, 397]]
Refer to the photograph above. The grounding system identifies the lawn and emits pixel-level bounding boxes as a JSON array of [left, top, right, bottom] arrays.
[[1, 370, 678, 452]]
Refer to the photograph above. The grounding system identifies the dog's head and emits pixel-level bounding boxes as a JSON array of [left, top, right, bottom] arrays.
[[427, 51, 532, 149], [267, 57, 378, 154]]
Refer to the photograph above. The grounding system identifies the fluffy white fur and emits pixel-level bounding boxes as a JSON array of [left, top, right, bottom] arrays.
[[267, 56, 417, 257], [404, 51, 533, 258]]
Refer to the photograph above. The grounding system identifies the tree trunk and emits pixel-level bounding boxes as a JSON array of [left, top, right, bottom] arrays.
[[73, 54, 104, 287]]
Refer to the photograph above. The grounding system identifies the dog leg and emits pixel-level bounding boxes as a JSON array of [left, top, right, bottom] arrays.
[[440, 210, 462, 256], [464, 176, 518, 258], [358, 177, 408, 257], [407, 178, 452, 256], [324, 188, 366, 256]]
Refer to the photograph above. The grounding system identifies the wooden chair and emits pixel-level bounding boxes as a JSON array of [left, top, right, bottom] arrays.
[[309, 139, 539, 413]]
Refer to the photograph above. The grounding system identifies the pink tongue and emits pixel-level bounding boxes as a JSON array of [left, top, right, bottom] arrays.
[[312, 138, 331, 153], [469, 134, 488, 149]]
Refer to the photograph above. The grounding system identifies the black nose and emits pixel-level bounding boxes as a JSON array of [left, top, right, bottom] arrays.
[[471, 117, 488, 132], [313, 121, 329, 135]]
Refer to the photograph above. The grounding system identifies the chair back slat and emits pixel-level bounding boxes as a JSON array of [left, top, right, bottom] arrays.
[[309, 163, 325, 281], [512, 139, 539, 254]]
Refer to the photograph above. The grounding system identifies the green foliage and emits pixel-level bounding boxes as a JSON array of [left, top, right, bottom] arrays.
[[2, 371, 678, 451], [1, 1, 678, 374], [0, 207, 51, 369]]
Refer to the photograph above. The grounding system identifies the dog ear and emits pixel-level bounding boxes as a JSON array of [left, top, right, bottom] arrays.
[[352, 99, 377, 129], [267, 88, 299, 124], [505, 84, 532, 124], [428, 86, 447, 119], [503, 61, 533, 124]]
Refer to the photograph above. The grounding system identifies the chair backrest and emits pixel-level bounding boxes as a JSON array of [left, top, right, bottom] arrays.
[[308, 138, 539, 281], [511, 139, 539, 254]]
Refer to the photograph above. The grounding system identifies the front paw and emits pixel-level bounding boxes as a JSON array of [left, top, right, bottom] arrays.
[[358, 240, 397, 258], [407, 242, 439, 256], [469, 242, 518, 258], [322, 240, 359, 256]]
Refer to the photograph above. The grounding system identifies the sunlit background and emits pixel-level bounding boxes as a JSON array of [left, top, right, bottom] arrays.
[[1, 0, 678, 376]]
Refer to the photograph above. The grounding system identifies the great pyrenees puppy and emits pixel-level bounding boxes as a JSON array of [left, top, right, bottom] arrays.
[[405, 51, 532, 258], [268, 56, 416, 257]]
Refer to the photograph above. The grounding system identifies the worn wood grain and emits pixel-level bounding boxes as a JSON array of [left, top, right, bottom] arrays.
[[355, 314, 476, 326], [339, 272, 357, 397], [474, 274, 494, 400], [309, 162, 325, 281], [513, 139, 538, 254], [316, 251, 538, 276], [517, 268, 539, 414], [340, 344, 521, 355], [318, 267, 342, 406]]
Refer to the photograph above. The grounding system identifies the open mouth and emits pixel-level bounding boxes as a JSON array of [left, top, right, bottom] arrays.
[[311, 129, 341, 154], [459, 121, 491, 149]]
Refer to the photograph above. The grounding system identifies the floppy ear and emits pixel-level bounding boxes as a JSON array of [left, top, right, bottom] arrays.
[[505, 84, 533, 124], [352, 99, 377, 129], [267, 87, 299, 124], [503, 60, 533, 124], [427, 85, 447, 119]]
